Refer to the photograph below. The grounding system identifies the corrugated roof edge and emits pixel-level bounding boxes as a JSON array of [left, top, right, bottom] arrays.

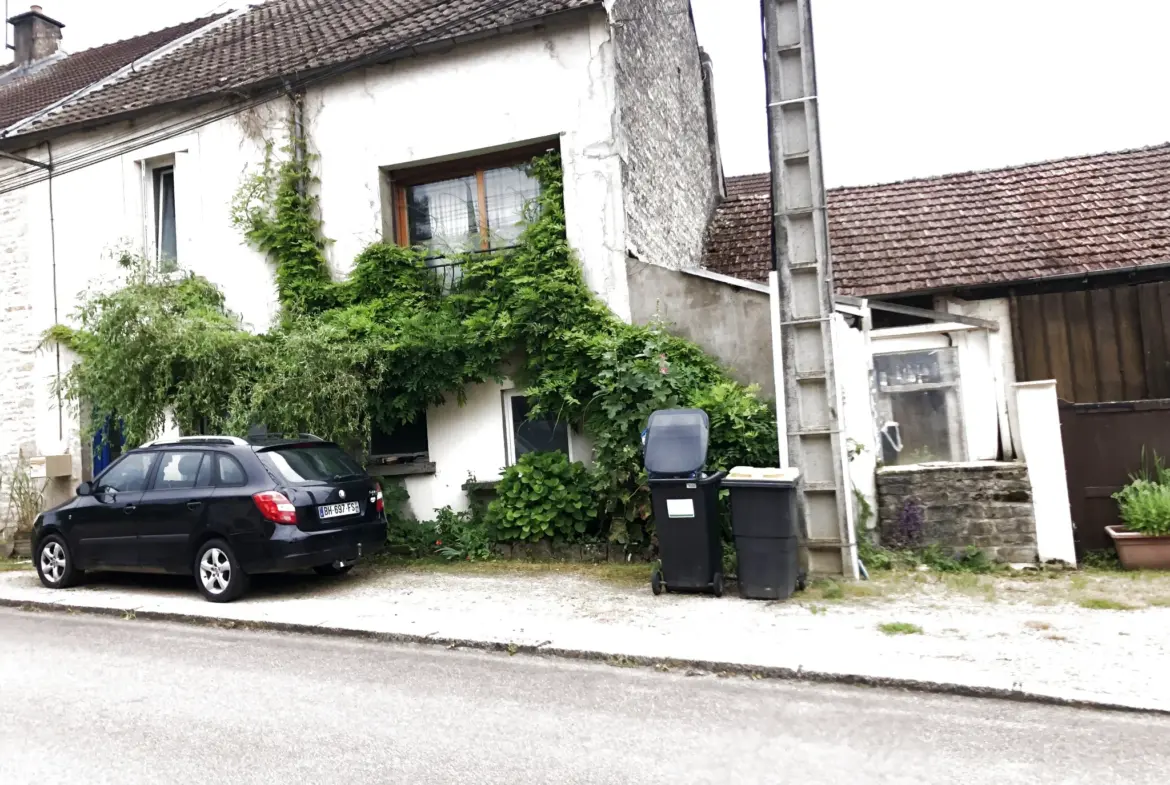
[[1, 11, 241, 140]]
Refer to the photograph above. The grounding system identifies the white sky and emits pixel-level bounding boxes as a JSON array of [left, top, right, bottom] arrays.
[[6, 0, 1170, 186]]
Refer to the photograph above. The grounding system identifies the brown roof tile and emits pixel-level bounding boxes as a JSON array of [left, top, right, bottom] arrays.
[[0, 15, 224, 132], [705, 144, 1170, 296], [9, 0, 599, 139]]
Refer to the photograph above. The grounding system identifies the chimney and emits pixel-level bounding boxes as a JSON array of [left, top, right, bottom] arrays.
[[8, 5, 65, 66]]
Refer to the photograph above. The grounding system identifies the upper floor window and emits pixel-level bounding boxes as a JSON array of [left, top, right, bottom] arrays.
[[391, 145, 552, 257], [151, 163, 178, 271]]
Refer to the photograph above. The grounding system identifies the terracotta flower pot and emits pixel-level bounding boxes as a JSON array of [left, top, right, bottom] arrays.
[[1107, 525, 1170, 570]]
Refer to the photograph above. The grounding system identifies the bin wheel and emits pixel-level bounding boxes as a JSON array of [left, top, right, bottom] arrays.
[[651, 568, 664, 596], [712, 572, 724, 598], [796, 572, 808, 593]]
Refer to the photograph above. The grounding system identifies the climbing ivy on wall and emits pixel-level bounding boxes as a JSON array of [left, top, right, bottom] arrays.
[[46, 135, 778, 543]]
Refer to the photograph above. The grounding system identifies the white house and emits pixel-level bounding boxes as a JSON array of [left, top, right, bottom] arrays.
[[0, 0, 725, 543]]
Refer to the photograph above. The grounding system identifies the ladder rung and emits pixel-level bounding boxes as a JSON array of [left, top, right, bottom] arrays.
[[794, 427, 841, 437], [795, 371, 826, 381], [768, 95, 819, 108], [779, 316, 830, 327], [803, 483, 839, 493], [775, 41, 803, 53], [775, 205, 827, 218], [783, 151, 810, 162]]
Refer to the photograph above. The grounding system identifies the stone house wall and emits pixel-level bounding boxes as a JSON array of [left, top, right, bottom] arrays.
[[876, 462, 1039, 563], [612, 0, 720, 271]]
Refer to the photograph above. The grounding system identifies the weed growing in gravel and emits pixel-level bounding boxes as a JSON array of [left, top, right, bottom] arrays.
[[1078, 598, 1139, 611], [878, 622, 923, 635]]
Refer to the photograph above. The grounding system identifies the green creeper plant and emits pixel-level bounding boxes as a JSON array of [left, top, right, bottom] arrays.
[[45, 132, 778, 544]]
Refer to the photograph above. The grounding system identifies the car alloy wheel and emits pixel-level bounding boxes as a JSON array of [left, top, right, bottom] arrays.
[[40, 540, 67, 583], [199, 547, 232, 596]]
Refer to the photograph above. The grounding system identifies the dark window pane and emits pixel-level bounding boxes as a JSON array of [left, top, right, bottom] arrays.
[[98, 453, 155, 494], [154, 451, 203, 491], [406, 176, 482, 255], [154, 167, 177, 270], [484, 166, 540, 249], [371, 414, 429, 456], [510, 395, 569, 460], [216, 454, 247, 486]]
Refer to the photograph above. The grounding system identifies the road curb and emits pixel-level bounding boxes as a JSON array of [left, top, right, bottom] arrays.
[[2, 596, 1164, 716]]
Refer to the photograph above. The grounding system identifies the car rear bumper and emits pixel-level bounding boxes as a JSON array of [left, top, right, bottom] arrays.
[[247, 520, 387, 573]]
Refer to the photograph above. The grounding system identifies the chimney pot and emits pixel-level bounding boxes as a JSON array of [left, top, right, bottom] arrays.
[[8, 4, 65, 66]]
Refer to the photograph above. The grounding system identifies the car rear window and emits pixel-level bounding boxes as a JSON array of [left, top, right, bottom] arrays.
[[262, 446, 366, 483]]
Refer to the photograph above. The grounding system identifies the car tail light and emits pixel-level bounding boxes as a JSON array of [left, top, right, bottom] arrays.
[[375, 483, 385, 513], [253, 491, 298, 524]]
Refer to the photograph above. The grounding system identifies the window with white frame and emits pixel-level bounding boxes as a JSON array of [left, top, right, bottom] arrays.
[[503, 390, 571, 466], [149, 163, 178, 271]]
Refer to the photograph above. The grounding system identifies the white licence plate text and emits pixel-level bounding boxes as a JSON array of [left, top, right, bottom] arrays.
[[318, 501, 361, 520]]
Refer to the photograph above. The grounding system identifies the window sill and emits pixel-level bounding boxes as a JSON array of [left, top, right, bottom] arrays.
[[367, 462, 437, 478]]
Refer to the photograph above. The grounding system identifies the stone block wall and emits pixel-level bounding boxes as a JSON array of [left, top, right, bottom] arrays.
[[0, 179, 36, 558], [876, 462, 1038, 563], [612, 0, 720, 271]]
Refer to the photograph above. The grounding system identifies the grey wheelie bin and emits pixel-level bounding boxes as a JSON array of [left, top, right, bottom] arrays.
[[723, 467, 803, 600], [645, 409, 726, 597]]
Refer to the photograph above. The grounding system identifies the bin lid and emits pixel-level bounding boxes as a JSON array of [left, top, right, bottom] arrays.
[[723, 466, 801, 487], [644, 408, 709, 476]]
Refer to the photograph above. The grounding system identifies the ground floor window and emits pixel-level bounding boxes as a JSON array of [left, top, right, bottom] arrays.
[[369, 413, 430, 462], [503, 390, 571, 466]]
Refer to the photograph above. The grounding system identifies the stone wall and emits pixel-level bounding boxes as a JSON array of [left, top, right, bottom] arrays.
[[0, 179, 36, 558], [876, 462, 1038, 563], [612, 0, 720, 271]]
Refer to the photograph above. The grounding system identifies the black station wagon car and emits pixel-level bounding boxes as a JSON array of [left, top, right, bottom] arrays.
[[32, 435, 387, 602]]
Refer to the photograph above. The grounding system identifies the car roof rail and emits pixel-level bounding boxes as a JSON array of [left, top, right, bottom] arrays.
[[139, 435, 249, 448], [246, 432, 326, 444]]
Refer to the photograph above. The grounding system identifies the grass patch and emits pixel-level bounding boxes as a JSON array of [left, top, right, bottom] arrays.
[[367, 555, 652, 589], [0, 559, 33, 572], [878, 621, 923, 636], [1078, 597, 1140, 611]]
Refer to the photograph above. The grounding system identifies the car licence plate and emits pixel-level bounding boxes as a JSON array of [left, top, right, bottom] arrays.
[[318, 501, 360, 520]]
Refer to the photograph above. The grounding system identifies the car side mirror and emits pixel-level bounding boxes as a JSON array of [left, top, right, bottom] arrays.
[[76, 481, 93, 497]]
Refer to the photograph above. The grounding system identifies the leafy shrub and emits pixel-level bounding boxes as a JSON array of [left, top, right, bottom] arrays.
[[433, 506, 494, 562], [487, 452, 594, 542]]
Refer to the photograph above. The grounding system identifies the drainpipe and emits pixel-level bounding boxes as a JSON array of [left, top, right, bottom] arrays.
[[47, 140, 61, 440]]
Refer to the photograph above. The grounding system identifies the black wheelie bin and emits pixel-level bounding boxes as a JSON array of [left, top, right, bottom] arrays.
[[645, 409, 726, 597], [723, 466, 803, 600]]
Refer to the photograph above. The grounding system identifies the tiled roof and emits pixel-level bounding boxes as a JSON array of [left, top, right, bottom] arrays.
[[0, 15, 224, 132], [705, 144, 1170, 296], [725, 173, 770, 197], [9, 0, 599, 139]]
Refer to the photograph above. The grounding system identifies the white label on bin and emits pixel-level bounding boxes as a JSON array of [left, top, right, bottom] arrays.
[[667, 499, 696, 518]]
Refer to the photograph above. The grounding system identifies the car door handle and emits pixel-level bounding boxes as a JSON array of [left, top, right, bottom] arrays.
[[123, 505, 136, 514], [187, 501, 203, 510]]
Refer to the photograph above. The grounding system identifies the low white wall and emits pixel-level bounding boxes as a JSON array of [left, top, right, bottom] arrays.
[[1013, 380, 1077, 565]]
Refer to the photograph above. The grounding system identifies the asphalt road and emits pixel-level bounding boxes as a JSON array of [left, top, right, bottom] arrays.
[[1, 608, 1167, 785]]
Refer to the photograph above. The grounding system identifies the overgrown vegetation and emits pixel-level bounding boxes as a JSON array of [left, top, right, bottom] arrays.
[[5, 452, 45, 534], [1113, 450, 1170, 536], [47, 136, 776, 547]]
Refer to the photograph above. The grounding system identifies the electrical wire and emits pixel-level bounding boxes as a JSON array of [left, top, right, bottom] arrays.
[[0, 0, 540, 194]]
